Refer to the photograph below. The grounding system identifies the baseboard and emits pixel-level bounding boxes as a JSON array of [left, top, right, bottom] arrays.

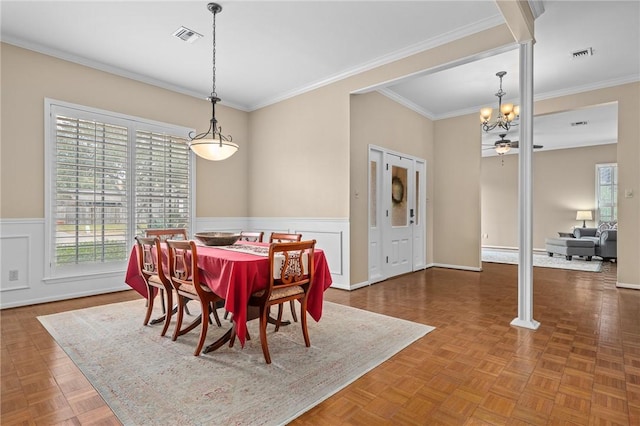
[[483, 246, 548, 255], [432, 263, 482, 272], [616, 282, 640, 290], [0, 285, 130, 309]]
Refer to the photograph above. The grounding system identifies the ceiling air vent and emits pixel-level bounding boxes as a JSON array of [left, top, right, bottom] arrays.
[[172, 26, 203, 43], [571, 121, 588, 127], [572, 47, 594, 59]]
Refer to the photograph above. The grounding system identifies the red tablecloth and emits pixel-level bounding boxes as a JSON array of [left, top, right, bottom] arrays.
[[124, 242, 332, 346]]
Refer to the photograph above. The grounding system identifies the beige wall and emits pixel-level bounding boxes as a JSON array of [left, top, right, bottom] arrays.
[[0, 43, 250, 219], [349, 91, 434, 283], [247, 82, 351, 218], [433, 113, 483, 268], [481, 144, 618, 250]]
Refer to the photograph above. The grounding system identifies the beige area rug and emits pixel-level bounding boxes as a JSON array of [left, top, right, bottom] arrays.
[[38, 299, 434, 426], [482, 248, 602, 272]]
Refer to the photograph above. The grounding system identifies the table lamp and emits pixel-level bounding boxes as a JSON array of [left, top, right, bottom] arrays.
[[576, 210, 593, 228]]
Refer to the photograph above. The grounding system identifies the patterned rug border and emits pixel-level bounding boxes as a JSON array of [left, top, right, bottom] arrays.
[[38, 299, 434, 425], [482, 248, 602, 272]]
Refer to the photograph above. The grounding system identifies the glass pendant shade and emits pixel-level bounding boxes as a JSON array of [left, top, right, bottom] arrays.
[[501, 103, 514, 116], [480, 107, 493, 122], [495, 144, 511, 155], [190, 137, 239, 161]]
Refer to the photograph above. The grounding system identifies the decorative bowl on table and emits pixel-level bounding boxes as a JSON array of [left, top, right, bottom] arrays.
[[194, 232, 241, 246]]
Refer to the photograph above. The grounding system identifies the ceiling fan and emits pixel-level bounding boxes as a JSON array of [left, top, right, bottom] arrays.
[[483, 133, 543, 156]]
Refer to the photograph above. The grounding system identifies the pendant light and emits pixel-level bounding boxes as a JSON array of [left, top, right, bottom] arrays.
[[188, 2, 238, 161]]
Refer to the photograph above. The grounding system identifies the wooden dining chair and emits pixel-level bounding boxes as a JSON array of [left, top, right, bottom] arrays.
[[145, 228, 189, 314], [269, 232, 302, 243], [269, 232, 303, 324], [134, 236, 174, 337], [238, 231, 264, 242], [248, 240, 316, 364], [222, 230, 265, 321], [146, 228, 188, 241], [165, 239, 224, 356]]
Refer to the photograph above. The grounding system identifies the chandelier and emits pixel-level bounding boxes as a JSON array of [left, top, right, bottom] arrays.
[[188, 2, 238, 161], [480, 71, 520, 133]]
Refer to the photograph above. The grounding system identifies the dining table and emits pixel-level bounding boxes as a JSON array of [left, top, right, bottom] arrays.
[[124, 240, 333, 351]]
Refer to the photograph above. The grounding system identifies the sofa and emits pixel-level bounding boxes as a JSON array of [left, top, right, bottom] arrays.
[[573, 223, 617, 262]]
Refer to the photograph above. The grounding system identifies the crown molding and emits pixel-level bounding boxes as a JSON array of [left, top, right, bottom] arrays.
[[532, 74, 640, 103], [430, 75, 640, 121], [248, 15, 505, 111], [377, 89, 436, 120]]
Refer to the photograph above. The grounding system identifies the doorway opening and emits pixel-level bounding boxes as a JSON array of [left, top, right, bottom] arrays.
[[368, 145, 426, 284]]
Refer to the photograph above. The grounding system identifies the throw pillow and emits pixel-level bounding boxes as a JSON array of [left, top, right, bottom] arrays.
[[596, 221, 617, 236]]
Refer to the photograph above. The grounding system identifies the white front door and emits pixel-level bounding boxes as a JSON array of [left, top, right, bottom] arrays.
[[383, 153, 414, 278], [369, 147, 426, 283]]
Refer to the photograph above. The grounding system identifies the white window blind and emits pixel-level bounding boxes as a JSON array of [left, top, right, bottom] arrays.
[[46, 100, 193, 278], [54, 115, 129, 267], [596, 163, 618, 223], [135, 131, 191, 235]]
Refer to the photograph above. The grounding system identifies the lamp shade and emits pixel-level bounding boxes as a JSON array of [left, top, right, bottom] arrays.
[[576, 210, 593, 221], [189, 138, 239, 161]]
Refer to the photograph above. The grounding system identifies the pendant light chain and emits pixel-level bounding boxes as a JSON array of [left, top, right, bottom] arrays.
[[211, 7, 217, 99]]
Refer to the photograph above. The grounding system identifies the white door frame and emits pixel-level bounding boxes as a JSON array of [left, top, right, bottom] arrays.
[[368, 145, 426, 284]]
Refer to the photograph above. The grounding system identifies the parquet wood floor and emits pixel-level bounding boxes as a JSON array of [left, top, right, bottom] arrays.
[[2, 261, 638, 425]]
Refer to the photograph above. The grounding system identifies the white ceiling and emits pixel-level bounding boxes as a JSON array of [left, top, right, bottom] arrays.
[[2, 1, 638, 154]]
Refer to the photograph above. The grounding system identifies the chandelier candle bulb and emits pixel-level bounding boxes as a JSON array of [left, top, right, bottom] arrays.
[[501, 103, 514, 116]]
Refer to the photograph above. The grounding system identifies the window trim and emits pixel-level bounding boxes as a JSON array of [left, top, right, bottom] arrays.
[[44, 98, 196, 280], [594, 162, 617, 225]]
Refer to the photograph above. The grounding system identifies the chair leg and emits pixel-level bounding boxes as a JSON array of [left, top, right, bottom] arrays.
[[143, 287, 154, 326], [274, 305, 284, 332], [160, 289, 166, 314], [259, 307, 272, 364], [160, 288, 173, 337], [172, 295, 186, 341], [211, 301, 222, 327], [289, 300, 298, 322], [194, 302, 209, 356], [300, 300, 311, 347]]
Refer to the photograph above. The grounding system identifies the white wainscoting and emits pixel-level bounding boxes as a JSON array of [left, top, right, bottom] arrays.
[[196, 217, 350, 290], [0, 217, 351, 309]]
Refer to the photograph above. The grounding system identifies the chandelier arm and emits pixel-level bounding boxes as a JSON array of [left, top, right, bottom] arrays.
[[189, 119, 214, 140]]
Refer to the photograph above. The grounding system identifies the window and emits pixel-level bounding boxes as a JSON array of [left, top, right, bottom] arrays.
[[45, 99, 194, 278], [596, 163, 617, 224]]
